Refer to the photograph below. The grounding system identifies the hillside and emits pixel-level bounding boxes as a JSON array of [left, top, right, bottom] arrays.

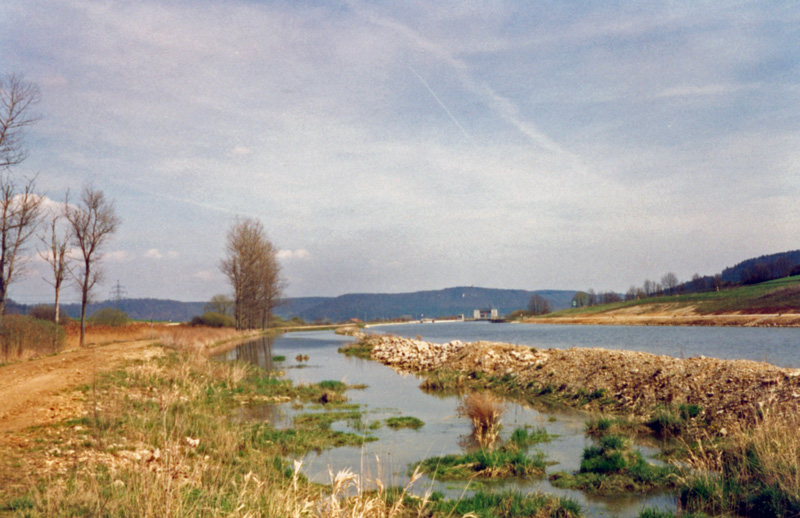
[[527, 275, 800, 326], [275, 287, 575, 322], [59, 299, 206, 322], [15, 288, 574, 323]]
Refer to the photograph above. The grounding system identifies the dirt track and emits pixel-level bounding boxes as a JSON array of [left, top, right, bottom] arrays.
[[0, 340, 160, 443]]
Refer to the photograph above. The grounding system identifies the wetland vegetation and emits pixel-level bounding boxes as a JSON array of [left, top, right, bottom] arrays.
[[5, 322, 800, 518]]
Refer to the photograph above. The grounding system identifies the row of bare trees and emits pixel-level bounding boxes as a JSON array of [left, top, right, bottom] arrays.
[[1, 74, 119, 346], [575, 270, 727, 308], [220, 218, 284, 330]]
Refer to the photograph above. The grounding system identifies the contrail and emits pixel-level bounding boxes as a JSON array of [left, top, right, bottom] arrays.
[[408, 66, 474, 145]]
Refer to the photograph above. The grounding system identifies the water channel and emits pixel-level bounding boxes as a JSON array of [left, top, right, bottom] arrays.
[[218, 323, 798, 516], [375, 321, 800, 368]]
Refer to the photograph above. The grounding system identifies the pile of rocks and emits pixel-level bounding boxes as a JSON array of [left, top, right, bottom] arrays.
[[359, 333, 800, 432], [369, 335, 468, 371]]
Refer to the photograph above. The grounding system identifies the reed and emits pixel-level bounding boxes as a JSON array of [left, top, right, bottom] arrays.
[[457, 391, 505, 448]]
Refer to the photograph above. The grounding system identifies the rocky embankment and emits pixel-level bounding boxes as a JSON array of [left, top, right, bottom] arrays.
[[342, 328, 800, 434]]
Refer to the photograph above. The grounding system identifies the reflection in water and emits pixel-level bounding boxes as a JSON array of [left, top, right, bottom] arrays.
[[224, 335, 275, 370]]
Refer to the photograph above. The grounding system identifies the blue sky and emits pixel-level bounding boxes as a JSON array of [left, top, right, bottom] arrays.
[[1, 0, 798, 303]]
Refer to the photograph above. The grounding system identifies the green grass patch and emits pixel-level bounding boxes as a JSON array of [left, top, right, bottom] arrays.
[[645, 404, 702, 438], [385, 416, 424, 430], [585, 415, 642, 437], [415, 447, 546, 480], [508, 426, 553, 449], [429, 490, 581, 518], [550, 434, 677, 494], [545, 275, 800, 318], [337, 341, 374, 359], [0, 350, 393, 517]]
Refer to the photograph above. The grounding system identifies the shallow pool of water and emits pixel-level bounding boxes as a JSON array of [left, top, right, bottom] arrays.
[[219, 331, 680, 517]]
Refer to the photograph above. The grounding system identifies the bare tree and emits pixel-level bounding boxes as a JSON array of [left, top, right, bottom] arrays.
[[39, 209, 71, 323], [661, 272, 679, 294], [0, 74, 40, 170], [203, 294, 234, 317], [64, 187, 120, 346], [0, 174, 44, 317], [220, 217, 284, 330], [527, 294, 551, 315]]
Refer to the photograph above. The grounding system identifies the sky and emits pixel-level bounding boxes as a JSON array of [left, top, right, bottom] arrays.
[[1, 0, 798, 304]]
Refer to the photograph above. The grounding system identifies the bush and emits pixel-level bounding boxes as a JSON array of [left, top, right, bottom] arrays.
[[0, 315, 66, 361], [190, 311, 234, 328], [89, 307, 130, 327], [28, 304, 57, 321]]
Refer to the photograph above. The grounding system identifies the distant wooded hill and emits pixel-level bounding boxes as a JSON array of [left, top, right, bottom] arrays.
[[275, 287, 577, 322], [678, 249, 800, 293], [11, 287, 575, 323], [720, 249, 800, 285]]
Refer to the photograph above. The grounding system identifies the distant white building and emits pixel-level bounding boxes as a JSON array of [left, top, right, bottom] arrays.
[[473, 308, 498, 319]]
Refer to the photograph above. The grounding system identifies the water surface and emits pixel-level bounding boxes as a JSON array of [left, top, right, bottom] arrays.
[[374, 321, 800, 367], [220, 331, 680, 517]]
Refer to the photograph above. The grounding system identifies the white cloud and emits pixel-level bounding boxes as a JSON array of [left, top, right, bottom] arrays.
[[193, 270, 214, 281], [655, 83, 759, 99], [2, 1, 797, 299], [229, 146, 252, 156], [104, 250, 128, 263], [277, 249, 311, 261]]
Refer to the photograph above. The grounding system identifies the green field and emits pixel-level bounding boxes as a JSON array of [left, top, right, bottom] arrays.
[[540, 276, 800, 317]]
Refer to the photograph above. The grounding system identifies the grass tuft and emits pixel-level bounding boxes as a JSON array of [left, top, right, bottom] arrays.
[[457, 391, 505, 448], [385, 416, 424, 430]]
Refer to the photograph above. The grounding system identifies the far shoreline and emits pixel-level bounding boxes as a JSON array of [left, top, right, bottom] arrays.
[[523, 312, 800, 328]]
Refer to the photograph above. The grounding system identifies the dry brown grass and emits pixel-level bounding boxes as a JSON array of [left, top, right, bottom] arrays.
[[457, 391, 505, 448], [154, 324, 252, 352], [63, 321, 155, 348], [11, 349, 432, 518], [679, 411, 800, 515], [62, 321, 254, 352]]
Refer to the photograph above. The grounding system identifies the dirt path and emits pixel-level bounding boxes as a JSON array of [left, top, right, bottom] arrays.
[[0, 340, 160, 443]]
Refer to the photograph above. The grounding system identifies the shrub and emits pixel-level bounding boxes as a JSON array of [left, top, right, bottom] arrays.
[[0, 314, 66, 361], [89, 307, 130, 327], [190, 311, 234, 328], [28, 304, 57, 321]]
